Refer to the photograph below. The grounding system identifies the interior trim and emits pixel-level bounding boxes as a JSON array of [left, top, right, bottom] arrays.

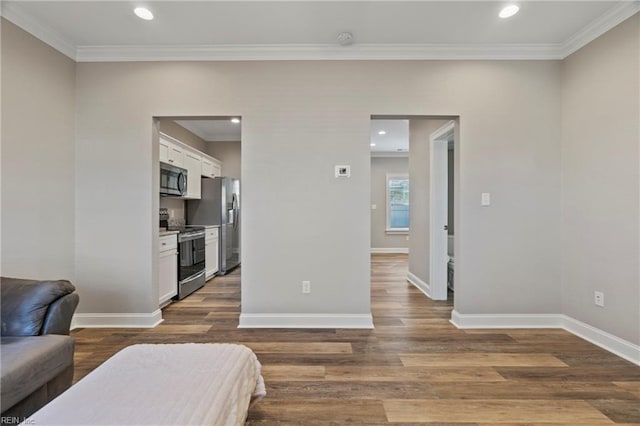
[[560, 1, 640, 58], [71, 310, 164, 329], [75, 43, 564, 62], [407, 272, 432, 299], [371, 248, 409, 254], [0, 2, 76, 59], [238, 313, 374, 329], [450, 310, 640, 366]]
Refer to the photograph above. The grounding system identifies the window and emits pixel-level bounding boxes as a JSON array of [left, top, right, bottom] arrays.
[[386, 174, 409, 232]]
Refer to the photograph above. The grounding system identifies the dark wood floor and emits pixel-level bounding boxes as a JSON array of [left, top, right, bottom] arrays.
[[72, 254, 640, 424]]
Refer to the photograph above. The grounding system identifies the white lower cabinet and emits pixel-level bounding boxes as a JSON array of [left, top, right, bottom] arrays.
[[159, 234, 178, 305], [205, 227, 219, 280]]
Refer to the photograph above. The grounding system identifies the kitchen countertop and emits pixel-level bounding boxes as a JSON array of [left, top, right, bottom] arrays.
[[159, 230, 179, 236]]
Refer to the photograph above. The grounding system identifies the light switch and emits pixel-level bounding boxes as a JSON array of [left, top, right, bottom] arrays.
[[371, 204, 377, 210], [481, 193, 491, 206]]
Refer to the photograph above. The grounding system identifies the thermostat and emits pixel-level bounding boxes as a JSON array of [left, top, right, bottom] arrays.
[[335, 165, 351, 178]]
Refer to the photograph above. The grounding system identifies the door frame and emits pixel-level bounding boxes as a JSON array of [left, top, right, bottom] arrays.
[[429, 120, 455, 300]]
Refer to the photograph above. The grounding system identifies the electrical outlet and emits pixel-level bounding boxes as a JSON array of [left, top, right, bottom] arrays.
[[302, 281, 311, 294], [594, 291, 604, 307]]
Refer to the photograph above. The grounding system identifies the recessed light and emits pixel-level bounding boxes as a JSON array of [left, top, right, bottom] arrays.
[[499, 4, 519, 18], [370, 143, 376, 147], [230, 118, 240, 124], [378, 130, 386, 135], [134, 7, 154, 20]]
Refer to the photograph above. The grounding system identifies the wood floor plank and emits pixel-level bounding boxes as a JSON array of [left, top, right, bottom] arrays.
[[261, 365, 326, 381], [497, 366, 640, 382], [613, 381, 640, 398], [383, 399, 615, 423], [146, 324, 212, 333], [588, 399, 640, 423], [240, 342, 353, 354], [400, 353, 568, 367], [325, 366, 506, 382], [430, 381, 640, 400], [250, 399, 388, 423], [264, 381, 439, 400]]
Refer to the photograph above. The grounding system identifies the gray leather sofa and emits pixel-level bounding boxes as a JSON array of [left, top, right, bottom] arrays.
[[1, 277, 79, 423]]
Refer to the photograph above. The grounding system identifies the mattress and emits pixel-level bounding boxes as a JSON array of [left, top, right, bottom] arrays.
[[27, 343, 266, 426]]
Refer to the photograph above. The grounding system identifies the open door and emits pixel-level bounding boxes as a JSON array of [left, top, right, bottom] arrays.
[[429, 121, 455, 300]]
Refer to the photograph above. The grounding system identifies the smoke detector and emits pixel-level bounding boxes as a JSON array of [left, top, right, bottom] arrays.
[[337, 32, 354, 46]]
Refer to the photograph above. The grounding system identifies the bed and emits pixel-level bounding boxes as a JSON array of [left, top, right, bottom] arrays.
[[27, 343, 266, 426]]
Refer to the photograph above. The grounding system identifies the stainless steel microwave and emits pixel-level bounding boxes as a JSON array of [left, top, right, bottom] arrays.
[[160, 163, 187, 197]]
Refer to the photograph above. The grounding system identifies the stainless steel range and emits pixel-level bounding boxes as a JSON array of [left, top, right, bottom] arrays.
[[168, 226, 206, 299]]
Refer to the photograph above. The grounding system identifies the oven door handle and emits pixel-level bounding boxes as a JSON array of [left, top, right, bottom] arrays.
[[181, 270, 205, 284], [178, 231, 205, 242]]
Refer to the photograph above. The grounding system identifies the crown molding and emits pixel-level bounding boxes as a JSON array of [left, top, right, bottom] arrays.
[[0, 1, 76, 59], [3, 1, 638, 63], [75, 42, 564, 62], [560, 1, 640, 58]]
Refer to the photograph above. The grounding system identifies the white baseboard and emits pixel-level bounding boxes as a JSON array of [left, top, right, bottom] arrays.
[[71, 310, 163, 329], [238, 313, 374, 329], [450, 310, 640, 366], [407, 272, 432, 299], [370, 248, 409, 254], [450, 310, 562, 329], [562, 315, 640, 366]]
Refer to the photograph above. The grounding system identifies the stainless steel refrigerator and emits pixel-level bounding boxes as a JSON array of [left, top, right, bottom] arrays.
[[186, 177, 240, 274]]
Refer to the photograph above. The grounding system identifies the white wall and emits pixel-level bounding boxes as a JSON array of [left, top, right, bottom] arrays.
[[69, 59, 562, 324], [561, 14, 640, 344], [370, 156, 409, 251], [1, 19, 76, 281]]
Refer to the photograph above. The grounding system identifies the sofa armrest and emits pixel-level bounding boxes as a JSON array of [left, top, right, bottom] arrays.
[[1, 278, 78, 336], [41, 293, 79, 335]]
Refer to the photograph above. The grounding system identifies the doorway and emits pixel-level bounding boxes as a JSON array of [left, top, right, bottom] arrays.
[[153, 116, 242, 311]]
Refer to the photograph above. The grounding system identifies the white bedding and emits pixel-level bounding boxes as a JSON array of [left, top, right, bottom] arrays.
[[27, 343, 266, 426]]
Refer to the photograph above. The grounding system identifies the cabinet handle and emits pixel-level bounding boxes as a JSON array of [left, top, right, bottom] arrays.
[[162, 242, 167, 245], [168, 159, 174, 163]]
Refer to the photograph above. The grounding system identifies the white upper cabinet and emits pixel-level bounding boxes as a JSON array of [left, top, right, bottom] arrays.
[[201, 157, 222, 179], [211, 162, 222, 178], [201, 158, 213, 177], [168, 144, 184, 167], [159, 138, 170, 164], [159, 135, 185, 168], [184, 150, 202, 199]]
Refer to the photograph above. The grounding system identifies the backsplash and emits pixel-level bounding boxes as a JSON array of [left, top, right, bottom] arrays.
[[160, 197, 186, 227]]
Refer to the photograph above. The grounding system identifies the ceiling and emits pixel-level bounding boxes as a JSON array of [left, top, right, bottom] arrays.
[[2, 1, 638, 61], [175, 119, 242, 142], [370, 120, 409, 155]]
